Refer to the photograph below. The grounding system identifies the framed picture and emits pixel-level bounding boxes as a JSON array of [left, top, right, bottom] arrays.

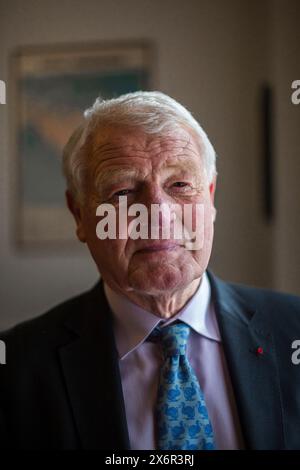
[[11, 41, 153, 249]]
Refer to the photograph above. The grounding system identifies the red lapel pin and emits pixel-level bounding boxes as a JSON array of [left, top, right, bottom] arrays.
[[256, 346, 264, 356]]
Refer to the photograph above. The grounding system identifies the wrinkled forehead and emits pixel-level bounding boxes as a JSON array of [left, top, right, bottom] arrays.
[[89, 124, 204, 170]]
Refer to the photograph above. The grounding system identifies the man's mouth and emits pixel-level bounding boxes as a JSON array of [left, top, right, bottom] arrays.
[[136, 242, 183, 254]]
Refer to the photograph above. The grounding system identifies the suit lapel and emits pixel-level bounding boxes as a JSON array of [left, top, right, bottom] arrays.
[[59, 281, 130, 450], [208, 272, 285, 449]]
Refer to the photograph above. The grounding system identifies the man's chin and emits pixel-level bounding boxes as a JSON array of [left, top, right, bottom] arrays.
[[127, 267, 191, 295]]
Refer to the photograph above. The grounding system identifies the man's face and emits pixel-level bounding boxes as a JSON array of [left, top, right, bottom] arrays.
[[68, 125, 216, 296]]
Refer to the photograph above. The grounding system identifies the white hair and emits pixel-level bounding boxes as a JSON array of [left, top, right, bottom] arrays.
[[62, 91, 217, 202]]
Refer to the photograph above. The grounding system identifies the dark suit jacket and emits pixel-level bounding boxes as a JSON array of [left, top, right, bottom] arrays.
[[1, 271, 300, 450]]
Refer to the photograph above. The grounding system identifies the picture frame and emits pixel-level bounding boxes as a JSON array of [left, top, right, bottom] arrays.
[[11, 41, 153, 249]]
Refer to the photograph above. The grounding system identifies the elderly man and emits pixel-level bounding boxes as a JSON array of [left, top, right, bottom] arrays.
[[1, 91, 300, 450]]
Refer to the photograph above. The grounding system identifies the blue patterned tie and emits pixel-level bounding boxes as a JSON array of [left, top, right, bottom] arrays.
[[154, 322, 216, 450]]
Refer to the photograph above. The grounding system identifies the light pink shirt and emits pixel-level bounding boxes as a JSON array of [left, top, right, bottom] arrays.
[[103, 272, 245, 450]]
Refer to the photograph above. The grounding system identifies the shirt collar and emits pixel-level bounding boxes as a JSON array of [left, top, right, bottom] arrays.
[[104, 271, 221, 360]]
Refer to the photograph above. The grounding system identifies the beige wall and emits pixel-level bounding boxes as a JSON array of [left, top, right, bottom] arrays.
[[270, 0, 300, 294], [0, 0, 299, 329]]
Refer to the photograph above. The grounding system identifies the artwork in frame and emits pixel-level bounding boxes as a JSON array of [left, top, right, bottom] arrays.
[[11, 41, 153, 248]]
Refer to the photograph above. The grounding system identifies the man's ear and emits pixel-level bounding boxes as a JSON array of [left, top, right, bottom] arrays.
[[65, 190, 87, 243], [209, 175, 217, 222]]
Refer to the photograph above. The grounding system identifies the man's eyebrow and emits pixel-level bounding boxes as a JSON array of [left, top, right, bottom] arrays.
[[95, 168, 141, 187], [164, 161, 200, 173]]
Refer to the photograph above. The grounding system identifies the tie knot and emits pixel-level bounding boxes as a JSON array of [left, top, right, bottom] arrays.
[[158, 323, 190, 357]]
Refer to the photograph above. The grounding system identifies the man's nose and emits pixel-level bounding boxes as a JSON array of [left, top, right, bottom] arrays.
[[141, 185, 176, 237], [142, 184, 168, 207]]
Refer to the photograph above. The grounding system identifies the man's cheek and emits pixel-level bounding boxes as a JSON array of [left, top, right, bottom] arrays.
[[180, 203, 205, 251]]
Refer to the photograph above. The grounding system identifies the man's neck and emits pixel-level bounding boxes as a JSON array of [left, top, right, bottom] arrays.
[[109, 276, 202, 319]]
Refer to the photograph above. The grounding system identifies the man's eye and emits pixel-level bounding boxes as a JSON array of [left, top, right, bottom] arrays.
[[172, 181, 191, 189], [171, 182, 191, 189], [113, 189, 133, 197]]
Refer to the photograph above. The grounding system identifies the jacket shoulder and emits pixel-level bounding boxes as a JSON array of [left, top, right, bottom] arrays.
[[228, 281, 300, 312], [209, 271, 300, 333], [0, 282, 101, 359]]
